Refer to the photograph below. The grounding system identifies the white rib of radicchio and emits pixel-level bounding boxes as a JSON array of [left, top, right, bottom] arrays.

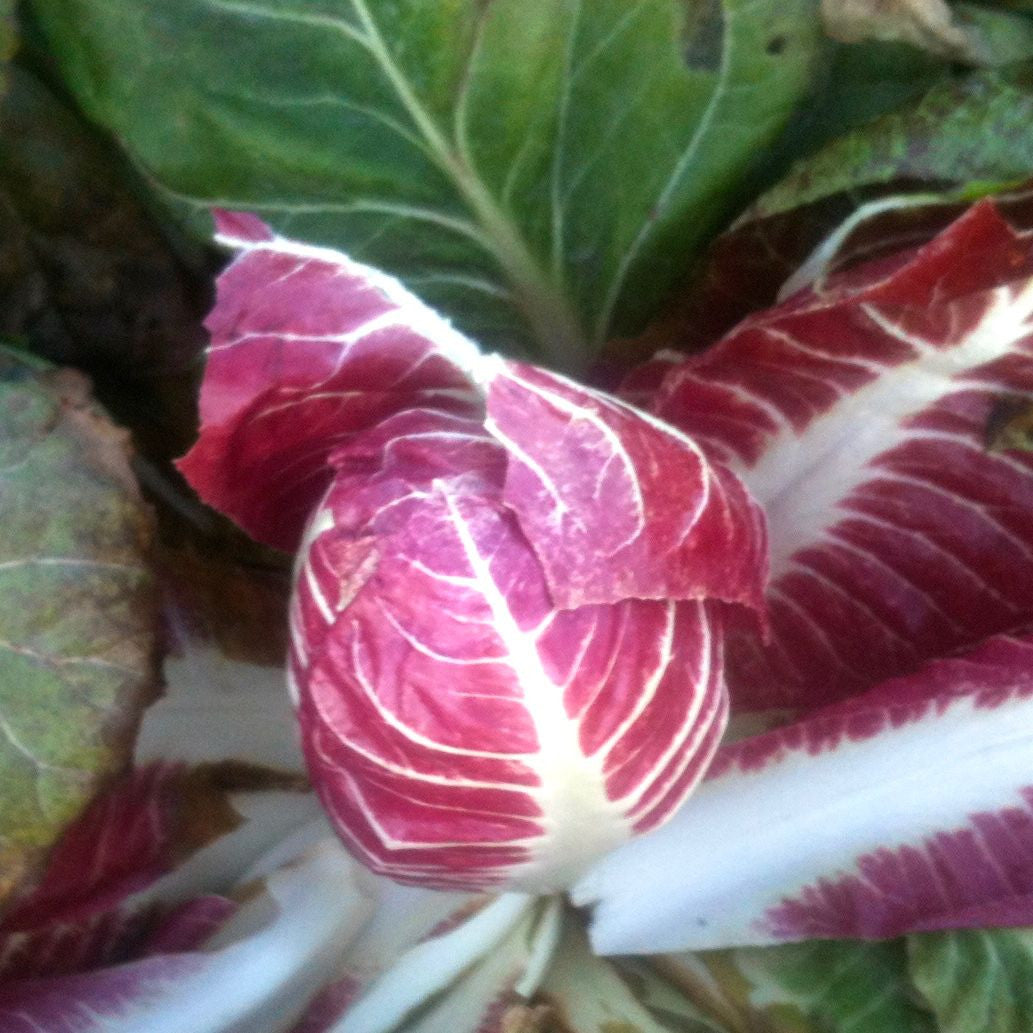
[[648, 201, 1033, 711], [575, 628, 1033, 953], [178, 213, 766, 891]]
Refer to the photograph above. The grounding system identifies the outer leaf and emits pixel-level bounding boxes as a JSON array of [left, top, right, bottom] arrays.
[[0, 349, 158, 911], [328, 894, 560, 1033], [0, 838, 373, 1033], [676, 939, 937, 1033], [653, 200, 1033, 708], [28, 0, 822, 366], [139, 638, 305, 774], [574, 629, 1033, 953], [909, 927, 1033, 1033], [485, 361, 767, 611], [177, 211, 482, 552], [0, 765, 194, 942], [290, 882, 489, 1032]]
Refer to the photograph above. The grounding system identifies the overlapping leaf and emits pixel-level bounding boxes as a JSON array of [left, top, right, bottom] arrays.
[[576, 629, 1033, 953], [652, 201, 1033, 709]]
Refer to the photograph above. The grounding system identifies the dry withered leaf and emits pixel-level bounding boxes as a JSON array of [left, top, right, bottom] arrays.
[[820, 0, 982, 60]]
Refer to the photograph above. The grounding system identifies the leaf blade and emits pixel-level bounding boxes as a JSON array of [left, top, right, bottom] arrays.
[[29, 0, 823, 366], [0, 350, 158, 913]]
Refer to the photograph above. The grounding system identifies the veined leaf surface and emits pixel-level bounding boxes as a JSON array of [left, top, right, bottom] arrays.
[[0, 349, 158, 913], [653, 201, 1033, 709], [575, 630, 1033, 953], [28, 0, 821, 367]]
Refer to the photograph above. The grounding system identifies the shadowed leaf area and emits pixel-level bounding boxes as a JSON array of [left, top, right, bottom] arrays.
[[0, 62, 212, 461]]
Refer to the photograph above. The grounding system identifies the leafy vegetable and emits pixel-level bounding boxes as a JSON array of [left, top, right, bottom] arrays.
[[691, 938, 938, 1033], [910, 927, 1033, 1033], [26, 0, 823, 367], [179, 215, 767, 891], [575, 628, 1033, 952], [0, 838, 369, 1033], [16, 0, 1033, 1025], [0, 347, 158, 913], [650, 201, 1033, 709]]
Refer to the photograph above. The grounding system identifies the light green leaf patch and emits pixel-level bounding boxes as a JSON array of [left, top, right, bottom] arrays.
[[27, 0, 822, 369], [910, 927, 1033, 1033], [0, 347, 158, 909], [694, 939, 937, 1033]]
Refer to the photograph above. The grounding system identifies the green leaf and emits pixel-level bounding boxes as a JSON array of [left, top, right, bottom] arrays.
[[0, 347, 158, 910], [763, 39, 946, 171], [909, 928, 1033, 1033], [757, 64, 1033, 219], [957, 3, 1033, 65], [696, 940, 937, 1033], [26, 0, 823, 370]]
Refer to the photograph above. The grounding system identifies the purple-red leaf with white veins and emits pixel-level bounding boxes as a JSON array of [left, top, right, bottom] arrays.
[[180, 214, 767, 891], [575, 628, 1033, 953], [650, 200, 1033, 710], [486, 361, 766, 612], [177, 210, 482, 552]]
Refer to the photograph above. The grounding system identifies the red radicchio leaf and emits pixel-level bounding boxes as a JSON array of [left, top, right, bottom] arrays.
[[177, 210, 483, 552], [576, 628, 1033, 952], [650, 200, 1033, 710], [181, 215, 768, 891], [484, 360, 767, 612], [293, 406, 731, 891]]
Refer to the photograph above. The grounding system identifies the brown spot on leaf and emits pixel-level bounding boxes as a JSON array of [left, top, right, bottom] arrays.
[[985, 394, 1033, 452]]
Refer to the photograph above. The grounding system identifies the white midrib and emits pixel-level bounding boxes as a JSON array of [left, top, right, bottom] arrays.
[[441, 488, 628, 889], [579, 689, 1033, 954], [348, 0, 589, 371], [741, 280, 1033, 577]]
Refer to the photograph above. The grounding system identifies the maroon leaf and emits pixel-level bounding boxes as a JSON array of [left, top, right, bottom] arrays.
[[652, 200, 1033, 709]]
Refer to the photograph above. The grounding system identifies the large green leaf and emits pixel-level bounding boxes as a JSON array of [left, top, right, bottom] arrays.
[[909, 928, 1033, 1033], [0, 347, 158, 910], [26, 0, 823, 369]]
